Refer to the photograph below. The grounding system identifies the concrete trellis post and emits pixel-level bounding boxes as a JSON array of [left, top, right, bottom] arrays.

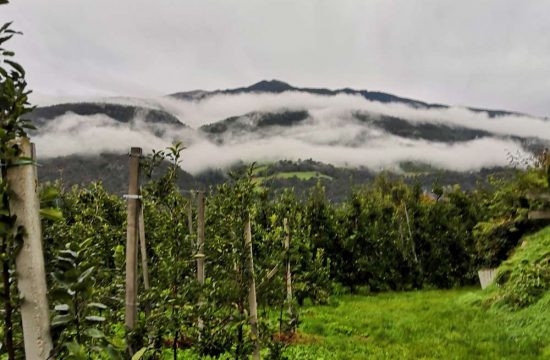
[[125, 147, 141, 330], [6, 138, 53, 359]]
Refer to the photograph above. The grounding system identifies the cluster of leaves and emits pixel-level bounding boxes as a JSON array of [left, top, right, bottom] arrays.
[[42, 182, 126, 358]]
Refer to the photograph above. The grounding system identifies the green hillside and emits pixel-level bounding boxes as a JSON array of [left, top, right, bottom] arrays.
[[482, 226, 550, 309]]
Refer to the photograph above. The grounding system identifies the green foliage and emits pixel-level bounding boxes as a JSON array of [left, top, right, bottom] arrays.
[[49, 238, 122, 358], [485, 226, 550, 309], [474, 154, 550, 268], [314, 176, 483, 291], [37, 152, 550, 357], [42, 182, 126, 358]]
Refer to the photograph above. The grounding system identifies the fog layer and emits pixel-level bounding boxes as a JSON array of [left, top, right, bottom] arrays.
[[34, 91, 542, 173]]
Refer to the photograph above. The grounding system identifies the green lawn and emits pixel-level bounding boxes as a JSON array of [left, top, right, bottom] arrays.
[[286, 288, 550, 359]]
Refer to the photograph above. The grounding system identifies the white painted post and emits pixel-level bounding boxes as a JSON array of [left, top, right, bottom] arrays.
[[6, 138, 53, 359], [478, 268, 497, 289]]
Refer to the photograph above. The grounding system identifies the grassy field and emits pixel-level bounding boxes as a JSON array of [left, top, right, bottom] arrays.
[[252, 169, 333, 190], [270, 171, 332, 180], [286, 288, 550, 359]]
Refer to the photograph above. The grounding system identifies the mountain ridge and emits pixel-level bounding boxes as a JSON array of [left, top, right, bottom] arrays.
[[169, 79, 533, 119]]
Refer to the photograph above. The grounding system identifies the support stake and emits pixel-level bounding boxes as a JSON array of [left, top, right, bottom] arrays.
[[125, 147, 141, 332], [138, 203, 150, 290], [7, 139, 53, 359], [245, 216, 260, 359]]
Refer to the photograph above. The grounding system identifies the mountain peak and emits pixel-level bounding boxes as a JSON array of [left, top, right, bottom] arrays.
[[247, 79, 293, 93]]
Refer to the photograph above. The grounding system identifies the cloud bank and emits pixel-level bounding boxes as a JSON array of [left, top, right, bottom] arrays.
[[33, 91, 544, 174]]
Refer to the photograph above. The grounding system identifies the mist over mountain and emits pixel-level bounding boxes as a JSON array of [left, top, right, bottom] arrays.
[[169, 80, 528, 119], [29, 80, 550, 195], [29, 102, 185, 127]]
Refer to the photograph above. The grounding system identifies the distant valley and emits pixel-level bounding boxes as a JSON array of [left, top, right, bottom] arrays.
[[29, 80, 549, 198]]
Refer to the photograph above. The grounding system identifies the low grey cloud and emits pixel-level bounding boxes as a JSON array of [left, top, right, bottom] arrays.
[[102, 91, 550, 140], [32, 91, 539, 174]]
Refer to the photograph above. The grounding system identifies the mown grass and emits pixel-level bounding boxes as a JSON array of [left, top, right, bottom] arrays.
[[288, 288, 550, 359]]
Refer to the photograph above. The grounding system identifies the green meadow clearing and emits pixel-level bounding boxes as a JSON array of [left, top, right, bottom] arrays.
[[286, 227, 550, 359], [289, 289, 550, 359]]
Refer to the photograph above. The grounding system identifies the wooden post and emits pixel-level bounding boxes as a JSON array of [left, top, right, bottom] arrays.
[[188, 191, 194, 250], [196, 192, 206, 333], [138, 203, 150, 290], [125, 147, 141, 330], [6, 138, 53, 359], [403, 202, 418, 263], [196, 192, 205, 284], [245, 216, 260, 360], [283, 218, 292, 314]]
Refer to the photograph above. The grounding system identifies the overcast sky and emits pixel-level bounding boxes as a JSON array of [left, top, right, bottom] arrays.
[[3, 0, 549, 116]]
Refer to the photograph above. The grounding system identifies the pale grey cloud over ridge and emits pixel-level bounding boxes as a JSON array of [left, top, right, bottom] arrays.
[[3, 0, 550, 116], [31, 91, 537, 174], [97, 91, 550, 141]]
